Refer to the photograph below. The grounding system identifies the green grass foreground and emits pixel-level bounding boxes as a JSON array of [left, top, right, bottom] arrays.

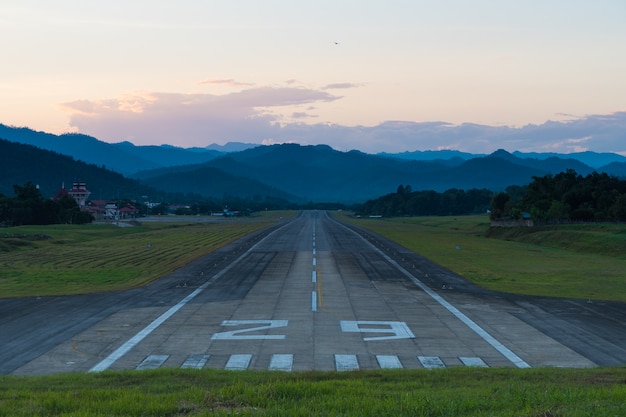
[[339, 214, 626, 303], [0, 212, 294, 297], [1, 367, 625, 416]]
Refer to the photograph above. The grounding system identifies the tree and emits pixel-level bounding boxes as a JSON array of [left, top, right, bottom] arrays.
[[9, 182, 43, 225], [490, 192, 510, 220], [1, 182, 94, 226], [13, 182, 43, 201], [609, 194, 626, 221]]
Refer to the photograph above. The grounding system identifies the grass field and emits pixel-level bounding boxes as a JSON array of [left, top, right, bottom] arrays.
[[0, 212, 293, 298], [338, 214, 626, 303], [3, 211, 623, 301], [0, 367, 624, 416]]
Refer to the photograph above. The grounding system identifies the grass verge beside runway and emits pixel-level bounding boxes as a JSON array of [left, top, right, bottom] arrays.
[[338, 213, 626, 303], [3, 211, 624, 302], [1, 367, 625, 416], [0, 211, 294, 298]]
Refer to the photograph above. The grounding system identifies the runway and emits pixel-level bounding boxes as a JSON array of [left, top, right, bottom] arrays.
[[1, 211, 624, 375]]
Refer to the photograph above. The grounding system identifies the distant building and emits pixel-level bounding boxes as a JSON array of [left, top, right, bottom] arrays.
[[53, 182, 69, 201], [104, 202, 118, 219], [67, 182, 91, 208], [119, 203, 140, 218]]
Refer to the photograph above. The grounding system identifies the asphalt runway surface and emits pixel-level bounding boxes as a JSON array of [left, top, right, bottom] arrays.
[[1, 211, 625, 375]]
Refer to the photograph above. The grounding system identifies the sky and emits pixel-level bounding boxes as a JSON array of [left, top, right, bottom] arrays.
[[1, 0, 625, 155]]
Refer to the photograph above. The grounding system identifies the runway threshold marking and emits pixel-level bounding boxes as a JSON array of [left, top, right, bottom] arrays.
[[181, 354, 210, 369], [126, 352, 493, 371], [335, 354, 359, 371], [88, 222, 290, 373], [136, 354, 169, 370], [376, 355, 403, 369], [340, 221, 531, 369], [418, 356, 446, 369], [269, 354, 294, 371], [225, 354, 252, 370], [460, 356, 488, 367]]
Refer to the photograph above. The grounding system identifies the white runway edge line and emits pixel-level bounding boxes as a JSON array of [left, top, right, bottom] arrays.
[[89, 222, 291, 373], [338, 218, 531, 369]]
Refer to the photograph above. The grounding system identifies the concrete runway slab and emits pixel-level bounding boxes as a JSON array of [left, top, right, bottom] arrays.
[[2, 211, 624, 375]]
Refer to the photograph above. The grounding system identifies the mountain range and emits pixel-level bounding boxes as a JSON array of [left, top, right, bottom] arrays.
[[2, 123, 626, 204]]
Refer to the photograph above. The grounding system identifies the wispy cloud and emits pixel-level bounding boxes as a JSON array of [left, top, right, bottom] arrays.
[[322, 83, 363, 90], [60, 87, 340, 146], [277, 112, 626, 155], [290, 111, 317, 119], [197, 78, 254, 87], [60, 86, 626, 156]]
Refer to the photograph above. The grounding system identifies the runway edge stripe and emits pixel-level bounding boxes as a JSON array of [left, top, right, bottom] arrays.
[[335, 215, 531, 369], [88, 221, 292, 373]]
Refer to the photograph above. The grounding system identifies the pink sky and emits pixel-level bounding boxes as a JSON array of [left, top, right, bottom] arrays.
[[1, 1, 625, 154]]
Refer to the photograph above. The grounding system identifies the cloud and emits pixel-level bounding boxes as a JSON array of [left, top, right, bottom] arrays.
[[197, 78, 254, 87], [60, 87, 626, 156], [290, 111, 317, 119], [272, 113, 626, 155], [60, 87, 340, 146], [322, 83, 363, 90]]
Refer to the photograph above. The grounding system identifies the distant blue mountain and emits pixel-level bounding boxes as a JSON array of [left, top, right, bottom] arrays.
[[512, 151, 626, 169], [379, 148, 626, 170], [3, 123, 626, 203], [0, 124, 221, 175], [111, 141, 223, 170], [204, 142, 258, 152], [377, 149, 485, 161]]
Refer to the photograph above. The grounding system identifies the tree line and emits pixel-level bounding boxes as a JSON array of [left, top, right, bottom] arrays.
[[0, 182, 94, 226], [7, 169, 626, 225], [355, 169, 626, 223], [0, 181, 340, 226], [493, 169, 626, 222], [355, 185, 493, 217]]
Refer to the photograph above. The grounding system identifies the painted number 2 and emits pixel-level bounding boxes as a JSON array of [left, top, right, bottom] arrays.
[[211, 320, 288, 340]]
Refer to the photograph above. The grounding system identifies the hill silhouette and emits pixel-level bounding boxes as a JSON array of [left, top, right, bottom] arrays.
[[3, 123, 626, 203], [0, 139, 161, 201]]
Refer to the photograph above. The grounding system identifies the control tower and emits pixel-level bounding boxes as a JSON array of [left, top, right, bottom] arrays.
[[67, 182, 91, 208]]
